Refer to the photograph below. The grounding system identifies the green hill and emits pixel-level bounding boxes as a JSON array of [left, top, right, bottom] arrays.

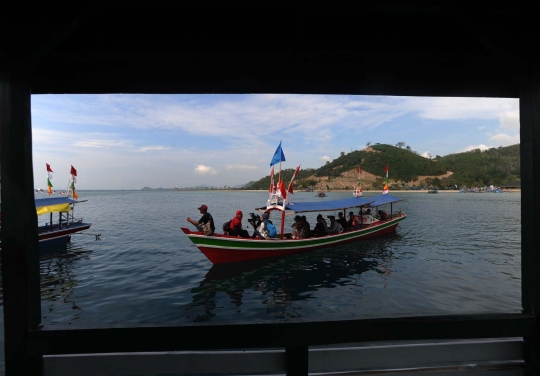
[[436, 144, 520, 187], [246, 143, 520, 190]]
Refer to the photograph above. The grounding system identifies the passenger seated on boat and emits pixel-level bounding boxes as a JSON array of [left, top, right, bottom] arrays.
[[346, 211, 358, 231], [187, 204, 215, 235], [337, 212, 347, 230], [327, 215, 343, 234], [311, 214, 328, 236], [228, 210, 250, 238], [359, 208, 374, 226], [301, 216, 311, 238], [253, 213, 276, 239], [291, 215, 303, 239], [292, 215, 309, 239], [378, 210, 388, 221]]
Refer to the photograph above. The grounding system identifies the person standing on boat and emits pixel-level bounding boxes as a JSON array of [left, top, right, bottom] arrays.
[[228, 210, 250, 238], [187, 204, 215, 234], [327, 215, 343, 234]]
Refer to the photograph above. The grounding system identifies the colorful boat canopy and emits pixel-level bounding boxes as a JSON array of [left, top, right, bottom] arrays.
[[258, 197, 374, 214], [35, 197, 77, 215], [366, 194, 403, 208], [257, 194, 403, 214]]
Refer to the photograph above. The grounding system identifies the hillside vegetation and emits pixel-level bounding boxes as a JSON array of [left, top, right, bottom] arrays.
[[246, 143, 520, 190]]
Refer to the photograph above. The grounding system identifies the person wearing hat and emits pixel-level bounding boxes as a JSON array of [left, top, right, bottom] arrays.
[[228, 210, 250, 238], [327, 215, 343, 234], [312, 213, 328, 236], [187, 204, 215, 235]]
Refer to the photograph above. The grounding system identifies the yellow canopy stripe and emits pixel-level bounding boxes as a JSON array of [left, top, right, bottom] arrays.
[[36, 203, 71, 216]]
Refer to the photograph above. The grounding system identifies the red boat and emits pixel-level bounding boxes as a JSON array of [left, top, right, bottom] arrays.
[[181, 194, 406, 264]]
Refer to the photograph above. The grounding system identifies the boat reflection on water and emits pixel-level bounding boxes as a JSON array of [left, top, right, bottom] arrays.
[[1, 243, 91, 323], [186, 233, 400, 322], [39, 244, 91, 320]]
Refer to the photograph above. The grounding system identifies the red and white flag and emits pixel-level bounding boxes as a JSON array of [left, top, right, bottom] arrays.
[[287, 165, 301, 195], [70, 165, 79, 199], [269, 166, 275, 197], [70, 165, 77, 183], [46, 163, 53, 195], [279, 178, 287, 200], [382, 165, 389, 194]]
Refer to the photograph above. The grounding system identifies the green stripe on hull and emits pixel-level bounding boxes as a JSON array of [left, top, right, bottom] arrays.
[[187, 216, 406, 251]]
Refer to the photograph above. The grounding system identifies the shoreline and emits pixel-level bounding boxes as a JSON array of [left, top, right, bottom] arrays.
[[243, 189, 521, 193]]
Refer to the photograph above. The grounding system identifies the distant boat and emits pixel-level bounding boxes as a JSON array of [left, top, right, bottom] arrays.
[[0, 197, 92, 252], [317, 191, 327, 197], [427, 189, 438, 194], [353, 165, 363, 197]]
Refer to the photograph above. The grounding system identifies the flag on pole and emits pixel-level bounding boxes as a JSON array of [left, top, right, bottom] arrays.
[[279, 178, 287, 200], [382, 165, 389, 194], [70, 165, 77, 183], [287, 165, 301, 195], [70, 165, 79, 199], [269, 141, 286, 167], [46, 163, 53, 195]]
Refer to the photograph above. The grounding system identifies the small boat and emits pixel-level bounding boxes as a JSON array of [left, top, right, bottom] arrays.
[[427, 189, 438, 194], [181, 194, 406, 264], [317, 191, 327, 197], [0, 197, 92, 251], [353, 165, 363, 197]]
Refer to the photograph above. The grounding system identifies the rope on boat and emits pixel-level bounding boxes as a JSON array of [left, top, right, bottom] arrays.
[[74, 232, 101, 240]]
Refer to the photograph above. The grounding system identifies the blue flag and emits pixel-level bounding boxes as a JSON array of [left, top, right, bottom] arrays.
[[270, 141, 286, 167]]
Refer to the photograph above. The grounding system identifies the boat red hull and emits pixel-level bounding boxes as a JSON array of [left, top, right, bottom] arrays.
[[182, 215, 405, 264]]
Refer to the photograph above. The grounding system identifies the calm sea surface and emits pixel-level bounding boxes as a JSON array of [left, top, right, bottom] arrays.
[[0, 190, 522, 372]]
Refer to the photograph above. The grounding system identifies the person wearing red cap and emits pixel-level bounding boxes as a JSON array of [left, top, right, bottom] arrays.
[[187, 204, 215, 235], [227, 210, 250, 238]]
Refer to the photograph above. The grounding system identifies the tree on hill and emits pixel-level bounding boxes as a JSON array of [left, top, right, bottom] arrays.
[[246, 144, 520, 190]]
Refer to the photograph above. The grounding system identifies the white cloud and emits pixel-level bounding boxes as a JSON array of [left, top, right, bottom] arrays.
[[489, 133, 520, 146], [478, 126, 485, 130], [137, 146, 171, 152], [458, 144, 493, 153], [498, 110, 519, 130], [421, 151, 431, 158], [225, 164, 258, 171], [74, 140, 132, 149], [319, 156, 331, 162], [194, 165, 218, 174]]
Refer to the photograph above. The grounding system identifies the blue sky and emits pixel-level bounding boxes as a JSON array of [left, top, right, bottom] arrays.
[[30, 94, 519, 190]]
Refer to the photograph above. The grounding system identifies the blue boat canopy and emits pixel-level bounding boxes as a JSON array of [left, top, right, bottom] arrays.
[[35, 197, 78, 208], [366, 194, 403, 208], [257, 194, 403, 214], [1, 197, 80, 216], [35, 197, 79, 215]]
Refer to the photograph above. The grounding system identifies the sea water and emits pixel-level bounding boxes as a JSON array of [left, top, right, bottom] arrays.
[[0, 190, 521, 372]]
